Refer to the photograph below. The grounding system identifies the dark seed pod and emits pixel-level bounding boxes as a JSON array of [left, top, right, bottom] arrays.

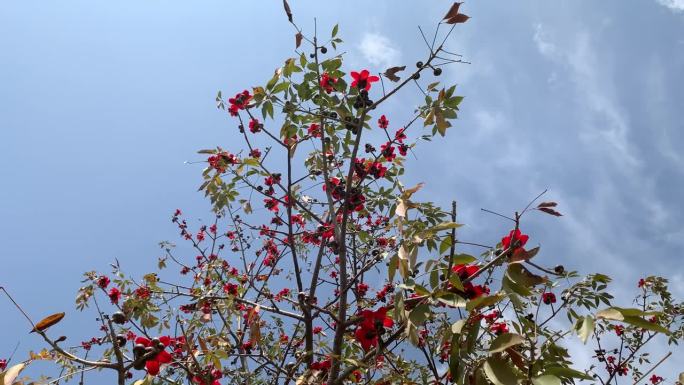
[[116, 335, 127, 347], [554, 265, 565, 274], [416, 61, 424, 68], [320, 46, 327, 54], [111, 311, 127, 325], [433, 68, 443, 76], [413, 73, 421, 80], [133, 359, 146, 370]]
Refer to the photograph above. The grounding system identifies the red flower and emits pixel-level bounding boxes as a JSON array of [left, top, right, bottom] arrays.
[[356, 282, 369, 297], [108, 287, 121, 304], [248, 118, 262, 133], [649, 375, 663, 385], [135, 336, 174, 376], [354, 307, 394, 351], [319, 72, 337, 93], [542, 292, 556, 305], [135, 286, 151, 300], [249, 148, 261, 158], [97, 275, 110, 289], [0, 358, 7, 371], [501, 229, 529, 252], [638, 278, 647, 288], [614, 325, 624, 336], [264, 198, 279, 213], [380, 143, 396, 161], [350, 70, 379, 91], [452, 264, 479, 280], [490, 322, 508, 335], [378, 115, 389, 129], [228, 90, 252, 116], [308, 123, 321, 138]]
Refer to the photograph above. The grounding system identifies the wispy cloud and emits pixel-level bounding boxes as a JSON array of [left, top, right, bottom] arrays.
[[656, 0, 684, 12], [358, 32, 401, 69]]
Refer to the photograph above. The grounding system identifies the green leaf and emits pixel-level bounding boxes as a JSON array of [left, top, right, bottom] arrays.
[[451, 319, 466, 334], [532, 375, 561, 385], [484, 357, 520, 385], [489, 333, 524, 354], [451, 253, 477, 265], [436, 292, 466, 308], [332, 24, 339, 38], [409, 303, 431, 325], [577, 315, 594, 344], [543, 366, 593, 381], [621, 316, 670, 334], [467, 293, 505, 311]]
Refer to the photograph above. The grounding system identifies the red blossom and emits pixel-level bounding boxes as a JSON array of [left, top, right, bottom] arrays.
[[351, 70, 379, 91], [248, 118, 262, 133], [501, 229, 529, 252], [354, 307, 394, 351], [249, 148, 261, 158], [97, 275, 110, 289], [319, 72, 337, 93], [228, 90, 252, 116], [490, 322, 508, 335], [308, 123, 321, 138], [378, 115, 389, 129], [108, 287, 121, 304], [542, 292, 556, 305], [135, 336, 174, 376]]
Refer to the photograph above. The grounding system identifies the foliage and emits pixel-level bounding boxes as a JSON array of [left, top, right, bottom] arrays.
[[2, 3, 683, 385]]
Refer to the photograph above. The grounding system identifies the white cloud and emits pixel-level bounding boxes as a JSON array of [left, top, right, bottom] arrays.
[[358, 32, 401, 69], [656, 0, 684, 12], [533, 24, 557, 57], [533, 25, 639, 168]]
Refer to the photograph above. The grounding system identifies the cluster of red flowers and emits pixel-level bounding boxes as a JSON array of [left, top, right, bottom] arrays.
[[490, 322, 508, 335], [354, 307, 393, 351], [353, 157, 387, 180], [228, 90, 252, 116], [135, 336, 175, 376], [649, 375, 664, 385], [208, 151, 239, 173], [0, 358, 6, 371], [356, 282, 369, 297]]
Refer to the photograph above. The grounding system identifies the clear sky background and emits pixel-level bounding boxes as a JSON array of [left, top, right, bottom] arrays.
[[1, 0, 683, 380]]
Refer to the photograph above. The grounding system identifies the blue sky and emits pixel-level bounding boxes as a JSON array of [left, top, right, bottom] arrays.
[[1, 0, 683, 380]]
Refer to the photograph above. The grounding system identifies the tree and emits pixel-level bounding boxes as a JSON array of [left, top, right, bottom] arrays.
[[2, 3, 683, 385]]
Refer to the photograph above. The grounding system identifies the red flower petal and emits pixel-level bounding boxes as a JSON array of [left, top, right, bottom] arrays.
[[135, 337, 151, 347], [156, 350, 173, 364], [146, 359, 160, 376]]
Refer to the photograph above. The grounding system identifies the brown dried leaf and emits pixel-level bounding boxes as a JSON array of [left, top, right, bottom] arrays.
[[283, 0, 293, 22], [537, 201, 558, 208], [443, 2, 462, 21], [446, 13, 470, 24], [538, 207, 562, 216], [30, 312, 65, 333], [295, 32, 303, 49], [384, 66, 406, 82]]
